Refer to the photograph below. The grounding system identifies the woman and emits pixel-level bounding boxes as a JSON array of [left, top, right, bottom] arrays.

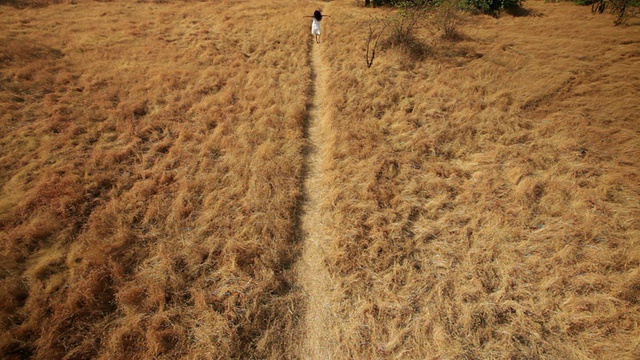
[[306, 9, 329, 44]]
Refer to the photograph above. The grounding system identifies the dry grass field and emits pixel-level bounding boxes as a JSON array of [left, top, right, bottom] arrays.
[[0, 0, 639, 359], [1, 0, 311, 358], [315, 1, 640, 358]]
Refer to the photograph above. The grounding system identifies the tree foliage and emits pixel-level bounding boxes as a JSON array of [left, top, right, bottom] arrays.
[[361, 0, 523, 14], [462, 0, 523, 13]]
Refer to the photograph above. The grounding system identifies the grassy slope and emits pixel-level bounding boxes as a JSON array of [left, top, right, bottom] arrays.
[[0, 0, 310, 358], [317, 0, 639, 358]]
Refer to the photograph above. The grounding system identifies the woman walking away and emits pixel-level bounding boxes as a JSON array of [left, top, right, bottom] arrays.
[[305, 9, 329, 44]]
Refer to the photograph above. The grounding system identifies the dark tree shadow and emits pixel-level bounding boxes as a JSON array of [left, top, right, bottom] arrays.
[[0, 0, 28, 9], [505, 5, 545, 17], [442, 30, 472, 43]]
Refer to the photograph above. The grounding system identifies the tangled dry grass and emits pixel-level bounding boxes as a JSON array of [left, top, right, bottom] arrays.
[[316, 0, 640, 358], [1, 0, 311, 358], [0, 0, 639, 359]]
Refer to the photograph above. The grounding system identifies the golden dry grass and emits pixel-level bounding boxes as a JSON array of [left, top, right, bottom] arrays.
[[0, 0, 639, 359], [315, 0, 640, 358], [1, 0, 312, 358]]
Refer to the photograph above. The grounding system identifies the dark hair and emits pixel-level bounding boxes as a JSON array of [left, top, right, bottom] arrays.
[[313, 10, 322, 21]]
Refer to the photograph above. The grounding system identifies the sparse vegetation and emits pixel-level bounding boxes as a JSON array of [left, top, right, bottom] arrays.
[[386, 1, 431, 45], [1, 0, 639, 359], [363, 0, 466, 66], [590, 0, 640, 25], [438, 0, 465, 39], [366, 16, 389, 67]]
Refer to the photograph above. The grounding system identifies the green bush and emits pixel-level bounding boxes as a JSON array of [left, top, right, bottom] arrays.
[[462, 0, 523, 13]]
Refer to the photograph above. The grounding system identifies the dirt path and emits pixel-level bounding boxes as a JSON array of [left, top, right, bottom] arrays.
[[295, 26, 337, 359]]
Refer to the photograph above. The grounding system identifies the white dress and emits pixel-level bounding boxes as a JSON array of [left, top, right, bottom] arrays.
[[311, 18, 321, 35]]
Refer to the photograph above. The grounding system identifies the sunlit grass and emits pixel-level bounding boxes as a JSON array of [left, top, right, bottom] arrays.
[[0, 0, 638, 359], [1, 0, 310, 358]]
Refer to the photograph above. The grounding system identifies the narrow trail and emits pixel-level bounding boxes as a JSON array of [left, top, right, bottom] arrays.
[[295, 26, 337, 359]]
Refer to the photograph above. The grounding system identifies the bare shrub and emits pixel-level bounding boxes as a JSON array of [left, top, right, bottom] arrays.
[[364, 0, 466, 66], [438, 0, 465, 40], [376, 1, 434, 60], [365, 17, 389, 68], [386, 1, 431, 45]]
